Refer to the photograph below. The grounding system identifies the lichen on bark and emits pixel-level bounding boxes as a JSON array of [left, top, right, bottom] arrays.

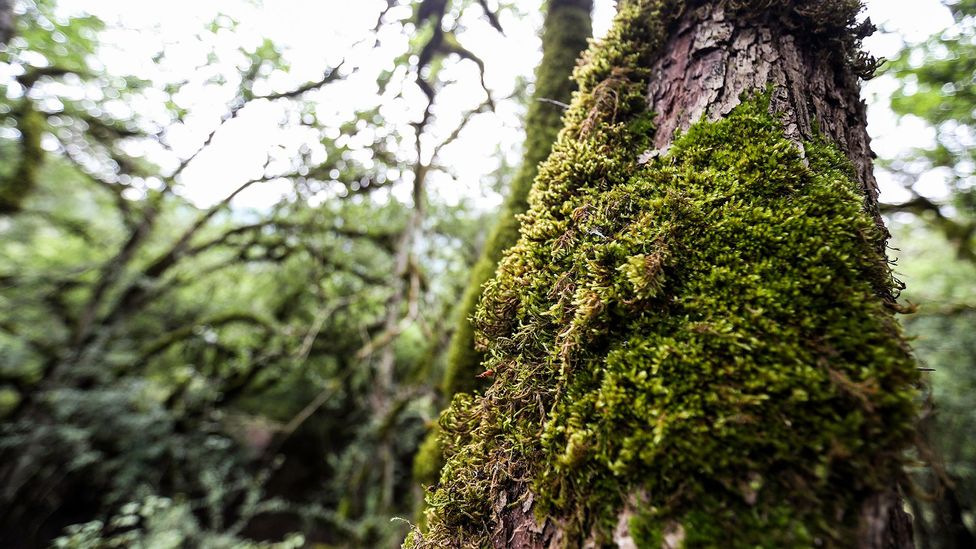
[[409, 1, 919, 547]]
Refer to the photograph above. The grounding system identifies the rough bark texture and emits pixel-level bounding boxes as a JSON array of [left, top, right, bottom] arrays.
[[858, 489, 916, 549], [643, 1, 888, 247]]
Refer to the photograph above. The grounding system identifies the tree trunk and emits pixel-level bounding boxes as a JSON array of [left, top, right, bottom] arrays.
[[411, 1, 919, 548], [0, 0, 13, 47], [642, 0, 884, 241], [411, 0, 594, 494], [442, 0, 594, 398]]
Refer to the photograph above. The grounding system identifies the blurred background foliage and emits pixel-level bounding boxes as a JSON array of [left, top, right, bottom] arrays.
[[881, 0, 976, 545], [0, 0, 972, 547]]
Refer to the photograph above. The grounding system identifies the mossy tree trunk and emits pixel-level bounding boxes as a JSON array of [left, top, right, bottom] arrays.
[[0, 1, 44, 216], [412, 1, 919, 548], [442, 0, 594, 398], [412, 0, 594, 491], [0, 104, 43, 215]]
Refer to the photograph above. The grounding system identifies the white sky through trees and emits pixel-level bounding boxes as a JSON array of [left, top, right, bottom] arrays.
[[49, 0, 951, 210]]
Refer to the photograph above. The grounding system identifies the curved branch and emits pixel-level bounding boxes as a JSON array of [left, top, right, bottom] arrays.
[[137, 311, 275, 363]]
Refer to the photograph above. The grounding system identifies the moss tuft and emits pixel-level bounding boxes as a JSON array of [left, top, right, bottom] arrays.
[[420, 0, 594, 501], [442, 0, 595, 400]]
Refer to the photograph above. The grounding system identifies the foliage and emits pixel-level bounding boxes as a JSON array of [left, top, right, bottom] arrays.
[[0, 0, 502, 546], [878, 1, 976, 544], [882, 0, 976, 263], [51, 496, 306, 549], [888, 220, 976, 547]]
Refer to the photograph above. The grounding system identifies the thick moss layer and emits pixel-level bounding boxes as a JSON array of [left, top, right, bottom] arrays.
[[414, 1, 917, 547]]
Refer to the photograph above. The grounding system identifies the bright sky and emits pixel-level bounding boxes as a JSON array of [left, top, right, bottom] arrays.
[[53, 0, 953, 210]]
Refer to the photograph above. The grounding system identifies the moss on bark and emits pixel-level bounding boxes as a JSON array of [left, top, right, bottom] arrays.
[[410, 1, 919, 547]]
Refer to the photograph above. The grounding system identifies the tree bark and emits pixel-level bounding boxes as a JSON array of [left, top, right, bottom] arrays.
[[637, 6, 911, 545], [643, 2, 885, 245]]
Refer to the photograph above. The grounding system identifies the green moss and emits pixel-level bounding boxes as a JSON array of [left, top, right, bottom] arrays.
[[415, 1, 917, 547], [413, 422, 445, 484], [411, 421, 445, 526], [442, 0, 594, 399], [418, 0, 595, 500], [629, 507, 665, 548], [0, 386, 22, 419]]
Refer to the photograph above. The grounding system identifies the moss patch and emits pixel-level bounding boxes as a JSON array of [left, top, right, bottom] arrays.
[[416, 1, 917, 547], [418, 0, 595, 502]]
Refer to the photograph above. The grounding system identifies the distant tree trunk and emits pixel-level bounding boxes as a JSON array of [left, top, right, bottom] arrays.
[[442, 0, 594, 398], [915, 405, 976, 549], [0, 0, 44, 216], [411, 0, 594, 491], [0, 0, 13, 47], [933, 476, 976, 549], [0, 104, 43, 216], [411, 1, 919, 547]]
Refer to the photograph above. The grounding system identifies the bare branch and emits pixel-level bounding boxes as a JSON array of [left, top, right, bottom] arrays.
[[431, 97, 494, 161], [882, 193, 976, 263], [257, 61, 348, 101], [137, 311, 275, 363], [476, 0, 505, 34], [59, 140, 137, 227]]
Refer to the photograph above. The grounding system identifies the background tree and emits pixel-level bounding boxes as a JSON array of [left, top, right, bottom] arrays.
[[881, 0, 976, 264], [878, 0, 976, 545], [0, 0, 504, 546]]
